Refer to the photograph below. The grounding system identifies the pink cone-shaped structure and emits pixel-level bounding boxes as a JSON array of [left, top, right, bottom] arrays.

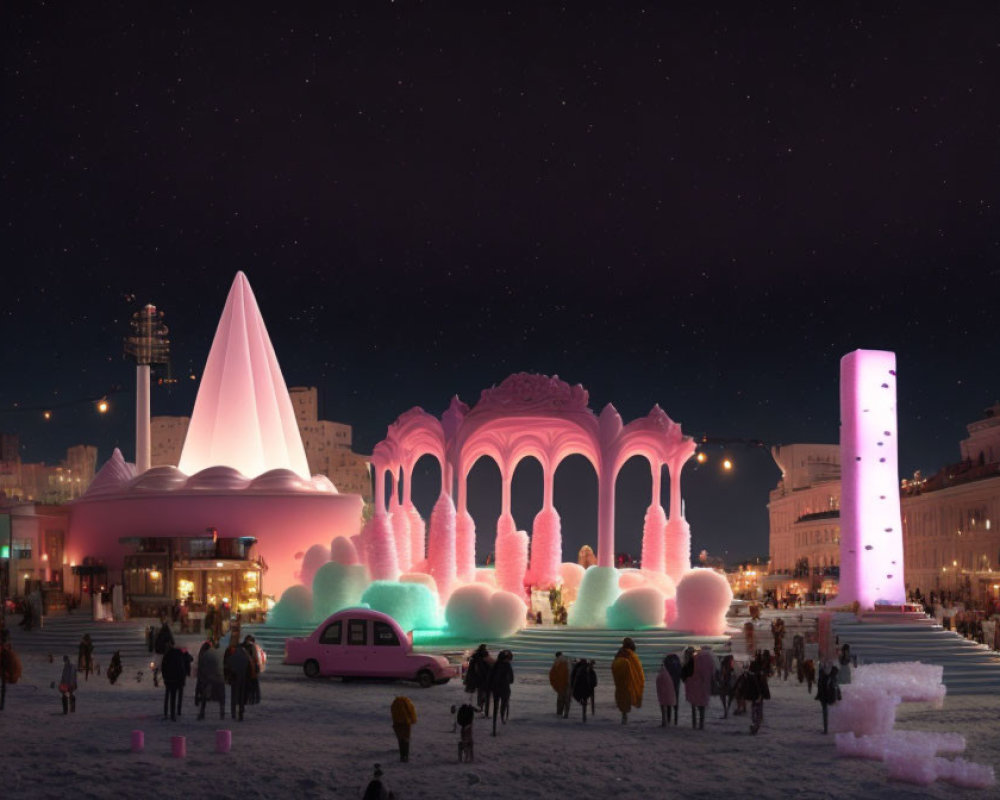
[[178, 272, 310, 480], [455, 508, 477, 583], [495, 529, 529, 597], [427, 493, 457, 600], [528, 506, 561, 588], [363, 514, 399, 581], [641, 503, 668, 574]]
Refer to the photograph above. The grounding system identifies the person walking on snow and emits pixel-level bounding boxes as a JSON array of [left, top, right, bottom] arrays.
[[549, 651, 571, 718], [611, 637, 644, 724], [160, 641, 186, 721], [390, 696, 417, 762], [196, 640, 226, 720], [59, 655, 77, 714], [683, 645, 714, 729], [487, 649, 514, 736], [77, 633, 94, 681], [570, 658, 597, 722], [656, 655, 678, 726], [816, 662, 841, 734]]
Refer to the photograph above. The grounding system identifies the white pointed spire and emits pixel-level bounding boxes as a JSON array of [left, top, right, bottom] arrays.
[[178, 272, 311, 479]]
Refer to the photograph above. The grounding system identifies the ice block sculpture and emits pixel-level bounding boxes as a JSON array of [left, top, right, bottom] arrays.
[[836, 349, 906, 608], [829, 685, 901, 736], [852, 662, 946, 707]]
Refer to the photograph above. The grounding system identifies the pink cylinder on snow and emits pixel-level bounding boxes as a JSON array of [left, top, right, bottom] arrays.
[[171, 735, 186, 758], [216, 729, 232, 753], [130, 730, 144, 753]]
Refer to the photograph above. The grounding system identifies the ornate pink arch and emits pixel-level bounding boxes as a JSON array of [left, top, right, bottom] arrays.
[[362, 373, 695, 597]]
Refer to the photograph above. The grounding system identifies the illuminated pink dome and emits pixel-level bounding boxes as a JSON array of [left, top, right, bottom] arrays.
[[183, 466, 250, 491], [130, 466, 188, 492]]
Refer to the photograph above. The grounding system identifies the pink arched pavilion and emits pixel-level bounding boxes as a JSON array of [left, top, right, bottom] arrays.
[[364, 373, 696, 599]]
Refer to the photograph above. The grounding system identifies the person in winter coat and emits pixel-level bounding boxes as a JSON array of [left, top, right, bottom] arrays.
[[196, 640, 226, 720], [816, 663, 841, 734], [792, 633, 806, 682], [241, 635, 261, 705], [747, 653, 771, 735], [549, 651, 571, 718], [802, 658, 817, 693], [106, 650, 122, 685], [154, 621, 174, 655], [464, 644, 492, 714], [59, 655, 78, 714], [611, 637, 644, 724], [390, 696, 417, 762], [837, 644, 853, 684], [160, 642, 187, 721], [77, 634, 94, 681], [1, 632, 22, 710], [177, 647, 194, 715], [361, 764, 396, 800], [662, 653, 682, 725], [224, 643, 251, 721], [655, 656, 678, 726], [570, 658, 597, 722], [684, 645, 715, 729], [486, 650, 514, 736], [716, 654, 736, 719]]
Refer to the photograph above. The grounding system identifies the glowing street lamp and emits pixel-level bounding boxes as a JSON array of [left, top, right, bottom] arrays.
[[96, 398, 109, 414], [43, 410, 52, 420], [722, 458, 733, 471], [696, 452, 707, 464]]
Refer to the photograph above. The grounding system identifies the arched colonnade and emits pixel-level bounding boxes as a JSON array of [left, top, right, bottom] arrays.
[[362, 373, 696, 600]]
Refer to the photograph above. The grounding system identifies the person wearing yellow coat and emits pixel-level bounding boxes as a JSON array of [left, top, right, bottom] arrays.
[[611, 637, 645, 724], [390, 696, 417, 762]]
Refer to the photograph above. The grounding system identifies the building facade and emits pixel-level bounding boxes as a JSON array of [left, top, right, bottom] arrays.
[[769, 406, 1000, 603], [768, 444, 842, 575], [0, 440, 97, 504]]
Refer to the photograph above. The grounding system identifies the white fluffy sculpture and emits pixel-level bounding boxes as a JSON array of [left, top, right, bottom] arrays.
[[851, 662, 946, 707], [361, 580, 441, 632], [568, 566, 621, 627], [558, 562, 585, 592], [444, 582, 526, 639], [830, 686, 901, 736], [300, 543, 331, 586], [607, 586, 666, 629], [330, 536, 360, 565], [670, 568, 732, 635]]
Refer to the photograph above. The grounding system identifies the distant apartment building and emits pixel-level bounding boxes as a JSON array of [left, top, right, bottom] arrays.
[[902, 404, 1000, 598], [767, 444, 842, 576], [0, 437, 97, 504], [150, 386, 371, 502], [769, 405, 1000, 602]]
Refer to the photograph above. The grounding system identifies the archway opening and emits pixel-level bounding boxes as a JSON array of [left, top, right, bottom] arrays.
[[410, 453, 443, 521], [466, 455, 502, 565], [511, 455, 543, 534], [614, 455, 653, 566], [553, 454, 598, 565]]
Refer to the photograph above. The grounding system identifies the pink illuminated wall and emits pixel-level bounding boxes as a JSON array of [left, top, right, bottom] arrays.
[[836, 349, 906, 607], [178, 272, 310, 480]]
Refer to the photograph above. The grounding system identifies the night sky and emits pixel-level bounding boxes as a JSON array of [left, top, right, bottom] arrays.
[[2, 3, 998, 565]]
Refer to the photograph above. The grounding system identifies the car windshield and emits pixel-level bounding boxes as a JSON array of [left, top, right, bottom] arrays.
[[319, 620, 341, 644]]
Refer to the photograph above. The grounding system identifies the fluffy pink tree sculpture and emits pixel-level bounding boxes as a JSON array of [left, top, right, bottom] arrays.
[[664, 516, 691, 584], [406, 503, 426, 568], [390, 496, 412, 573], [350, 534, 367, 567], [671, 568, 733, 635], [527, 506, 561, 588], [427, 492, 457, 601], [495, 528, 529, 596], [362, 514, 399, 581], [640, 502, 667, 574], [455, 508, 476, 583]]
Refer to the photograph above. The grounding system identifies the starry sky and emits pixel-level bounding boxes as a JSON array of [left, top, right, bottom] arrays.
[[2, 3, 998, 565]]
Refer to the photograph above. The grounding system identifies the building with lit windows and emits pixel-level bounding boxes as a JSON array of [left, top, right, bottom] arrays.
[[769, 405, 1000, 603]]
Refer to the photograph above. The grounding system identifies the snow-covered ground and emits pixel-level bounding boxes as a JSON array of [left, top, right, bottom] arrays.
[[2, 620, 999, 799]]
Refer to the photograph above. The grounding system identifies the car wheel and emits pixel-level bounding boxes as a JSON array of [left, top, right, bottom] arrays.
[[303, 660, 320, 679], [416, 669, 434, 688]]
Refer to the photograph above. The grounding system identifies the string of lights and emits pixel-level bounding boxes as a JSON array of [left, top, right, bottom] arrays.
[[0, 385, 127, 418]]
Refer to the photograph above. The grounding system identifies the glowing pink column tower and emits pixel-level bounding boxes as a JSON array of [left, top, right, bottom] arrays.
[[835, 349, 906, 608]]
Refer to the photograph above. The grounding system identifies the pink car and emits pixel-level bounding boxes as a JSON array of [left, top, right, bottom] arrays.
[[284, 608, 459, 687]]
